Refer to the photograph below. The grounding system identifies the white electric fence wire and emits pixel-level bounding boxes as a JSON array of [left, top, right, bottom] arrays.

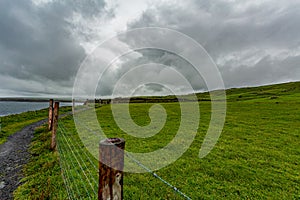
[[57, 142, 75, 200], [57, 132, 84, 199], [59, 121, 98, 171], [58, 124, 95, 199], [60, 132, 94, 199], [59, 123, 98, 185]]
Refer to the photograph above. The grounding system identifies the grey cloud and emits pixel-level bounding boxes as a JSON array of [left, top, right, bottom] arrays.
[[0, 0, 107, 97], [221, 54, 300, 88], [130, 1, 300, 53], [96, 49, 207, 96], [127, 0, 300, 89], [144, 83, 164, 92]]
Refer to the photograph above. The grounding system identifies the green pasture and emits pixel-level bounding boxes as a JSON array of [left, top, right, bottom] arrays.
[[14, 81, 300, 199]]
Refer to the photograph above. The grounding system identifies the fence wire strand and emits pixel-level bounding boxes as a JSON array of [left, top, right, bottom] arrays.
[[57, 132, 85, 199], [59, 123, 98, 184], [125, 152, 192, 200], [57, 123, 97, 199], [57, 114, 192, 200], [61, 132, 95, 198], [60, 122, 98, 171], [57, 142, 74, 199]]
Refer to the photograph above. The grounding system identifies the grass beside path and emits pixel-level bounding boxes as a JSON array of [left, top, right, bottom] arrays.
[[13, 124, 67, 200], [0, 106, 72, 145]]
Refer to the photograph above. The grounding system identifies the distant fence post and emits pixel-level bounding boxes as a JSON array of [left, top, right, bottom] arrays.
[[72, 98, 75, 114], [48, 99, 53, 131], [99, 138, 125, 200], [50, 102, 59, 151]]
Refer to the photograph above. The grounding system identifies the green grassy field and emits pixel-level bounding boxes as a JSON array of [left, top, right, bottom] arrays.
[[14, 81, 300, 199]]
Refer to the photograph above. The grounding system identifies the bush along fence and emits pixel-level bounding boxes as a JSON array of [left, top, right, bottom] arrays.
[[48, 99, 191, 200]]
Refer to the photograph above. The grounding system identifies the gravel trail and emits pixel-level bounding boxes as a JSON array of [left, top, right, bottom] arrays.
[[0, 119, 47, 200]]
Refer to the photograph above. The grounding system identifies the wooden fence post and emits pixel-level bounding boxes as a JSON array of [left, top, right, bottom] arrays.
[[50, 102, 59, 151], [72, 99, 75, 114], [48, 99, 53, 131], [99, 138, 125, 200]]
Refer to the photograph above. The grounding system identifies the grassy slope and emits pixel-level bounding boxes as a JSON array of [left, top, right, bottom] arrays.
[[99, 101, 300, 199], [14, 81, 300, 199], [197, 81, 300, 102]]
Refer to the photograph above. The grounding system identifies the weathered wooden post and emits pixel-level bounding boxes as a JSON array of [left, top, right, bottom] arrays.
[[48, 99, 54, 131], [99, 138, 125, 200], [50, 102, 59, 151], [72, 99, 75, 114]]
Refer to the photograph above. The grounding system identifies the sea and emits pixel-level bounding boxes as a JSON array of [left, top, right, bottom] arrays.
[[0, 101, 73, 117]]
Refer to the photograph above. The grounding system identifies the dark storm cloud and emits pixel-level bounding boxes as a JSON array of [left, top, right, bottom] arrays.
[[0, 0, 107, 96], [96, 49, 207, 96], [128, 0, 300, 89]]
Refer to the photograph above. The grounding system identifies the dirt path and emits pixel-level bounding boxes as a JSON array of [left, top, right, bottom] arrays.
[[0, 119, 47, 200]]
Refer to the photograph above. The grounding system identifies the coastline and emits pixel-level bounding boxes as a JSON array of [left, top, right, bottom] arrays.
[[0, 101, 73, 117]]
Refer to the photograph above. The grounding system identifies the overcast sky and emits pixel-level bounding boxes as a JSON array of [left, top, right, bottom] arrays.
[[0, 0, 299, 97]]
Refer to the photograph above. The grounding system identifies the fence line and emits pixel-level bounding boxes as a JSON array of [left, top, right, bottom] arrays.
[[57, 134, 86, 199], [59, 121, 98, 172], [67, 118, 192, 200], [59, 123, 98, 183], [57, 123, 97, 199], [61, 132, 96, 198], [59, 135, 93, 199], [57, 141, 77, 200], [125, 152, 192, 200]]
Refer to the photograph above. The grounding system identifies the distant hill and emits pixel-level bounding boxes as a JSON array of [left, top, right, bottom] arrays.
[[128, 81, 300, 103], [224, 81, 300, 102], [1, 81, 299, 103]]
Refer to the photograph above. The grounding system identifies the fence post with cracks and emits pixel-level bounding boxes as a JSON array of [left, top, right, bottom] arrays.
[[98, 138, 125, 200]]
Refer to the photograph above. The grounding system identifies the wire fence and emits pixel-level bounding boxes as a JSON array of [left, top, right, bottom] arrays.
[[57, 117, 192, 200], [57, 122, 98, 199]]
